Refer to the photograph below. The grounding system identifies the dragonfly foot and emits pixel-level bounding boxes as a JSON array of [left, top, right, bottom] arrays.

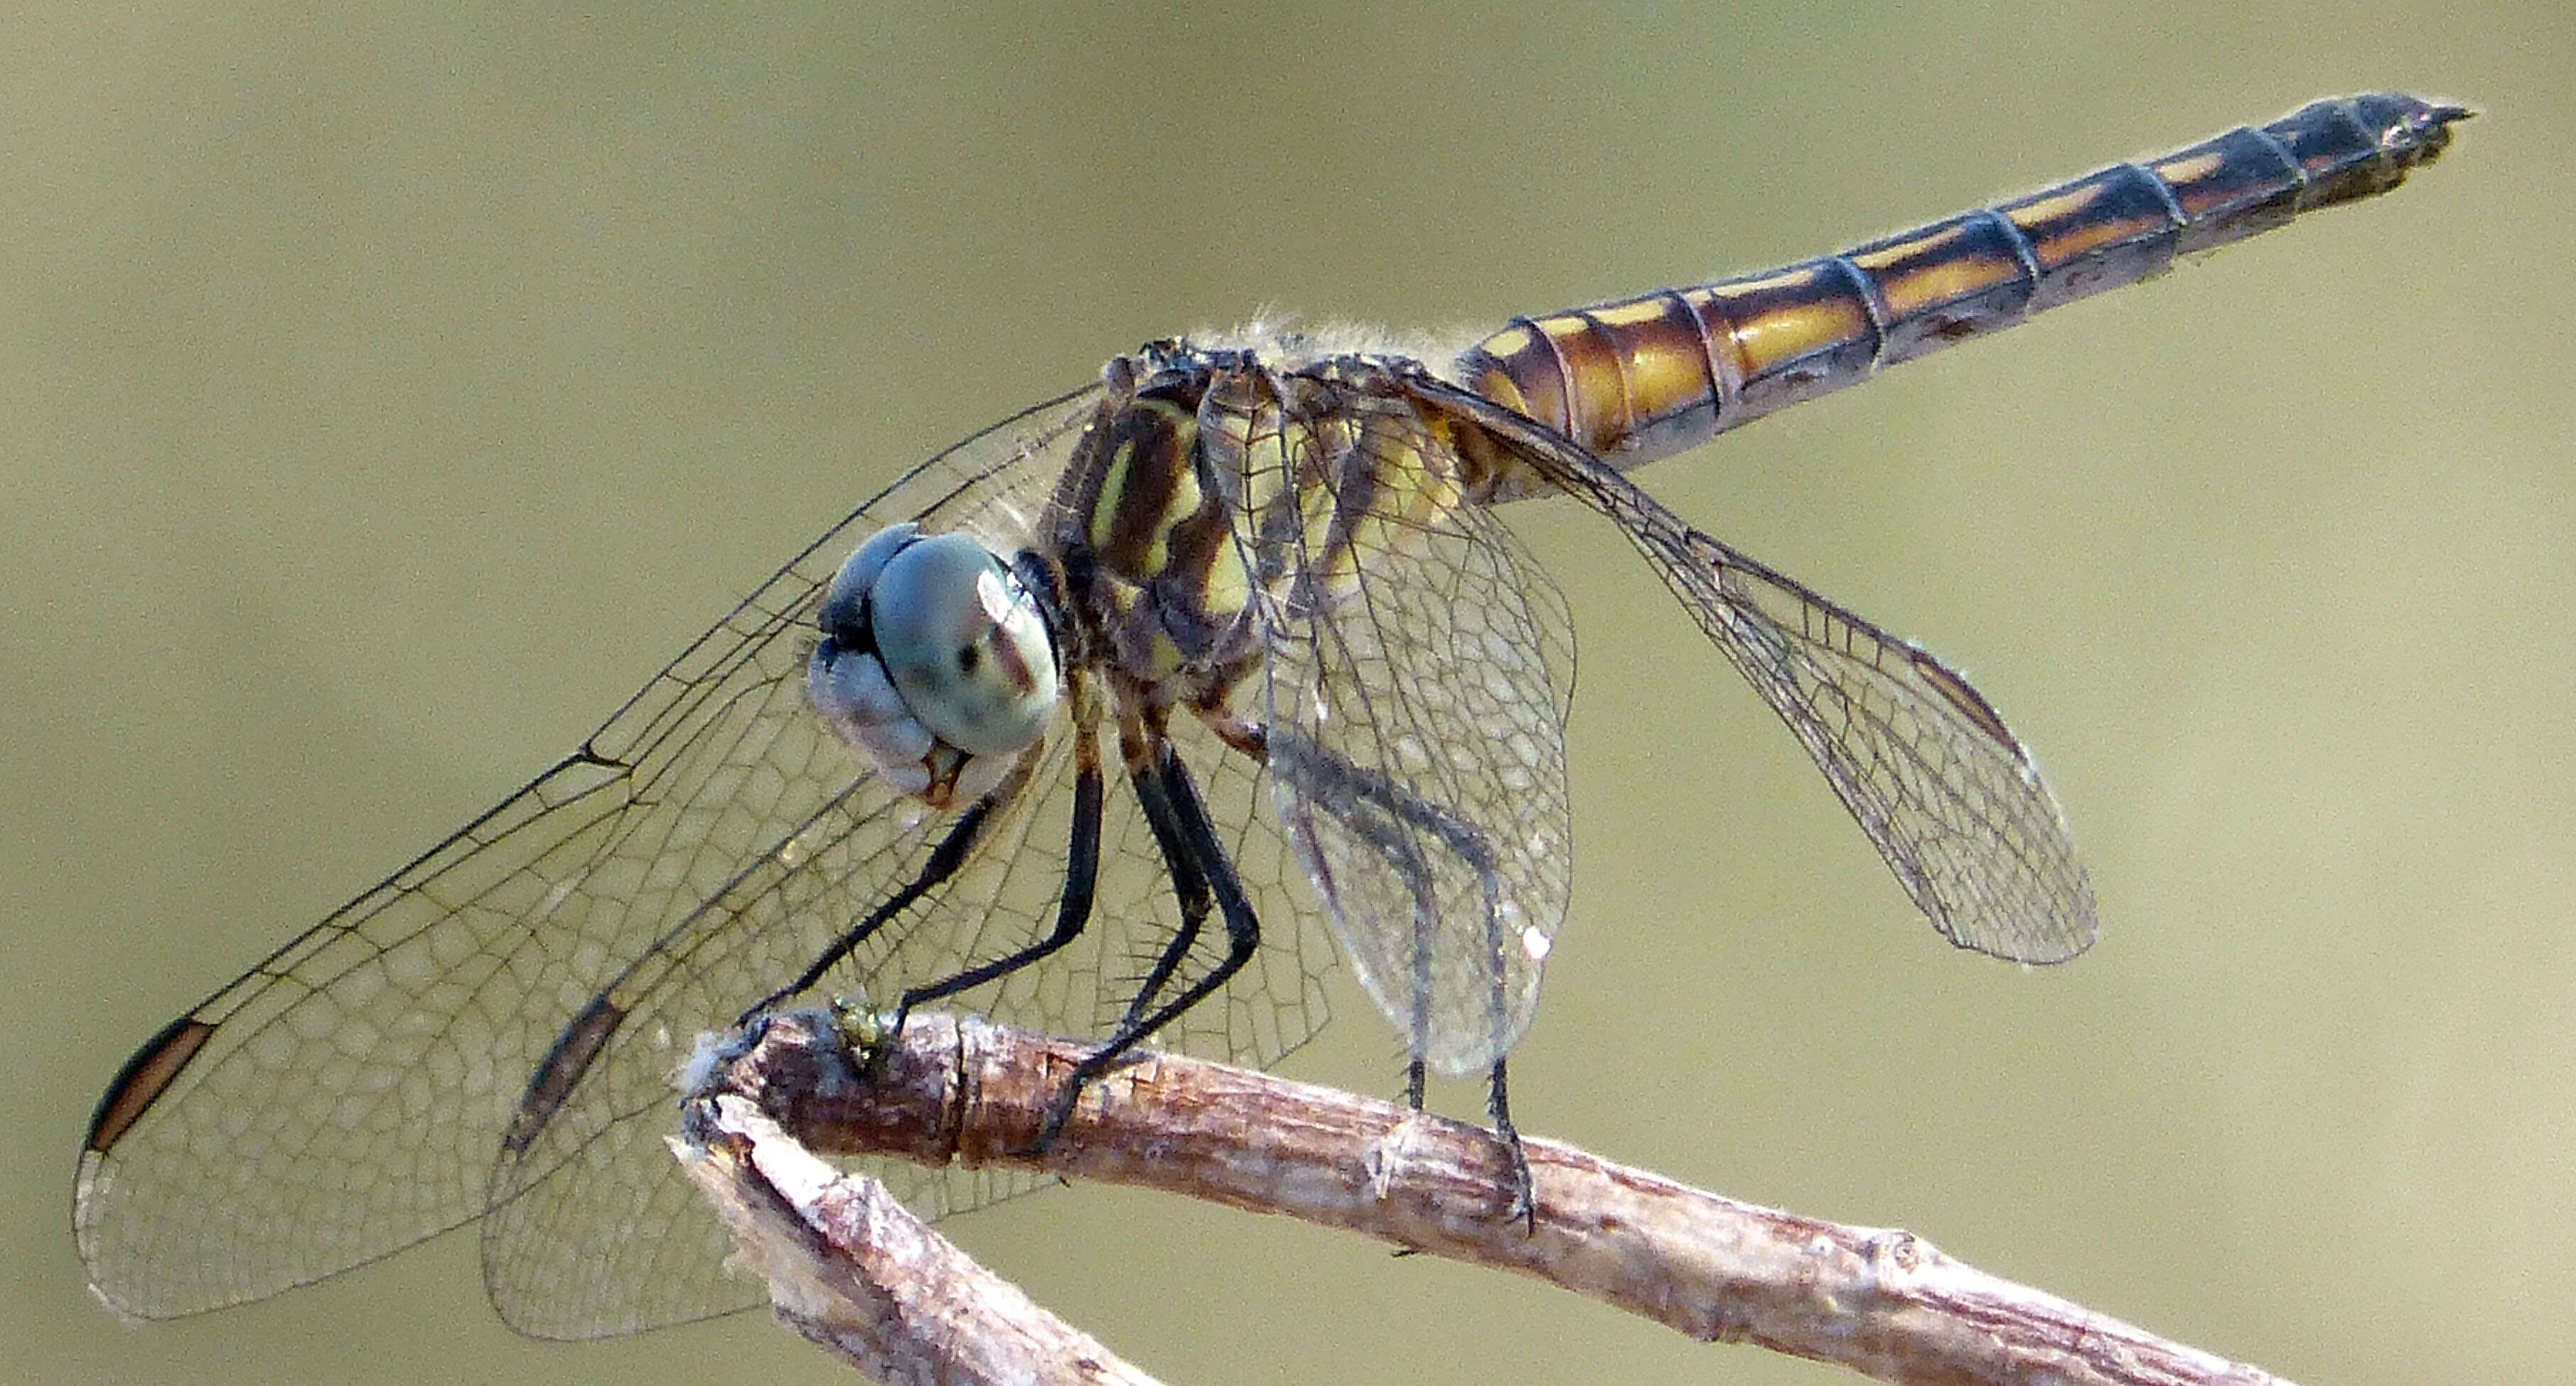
[[1487, 1059, 1535, 1233], [1494, 1126, 1535, 1232], [1031, 1070, 1087, 1154]]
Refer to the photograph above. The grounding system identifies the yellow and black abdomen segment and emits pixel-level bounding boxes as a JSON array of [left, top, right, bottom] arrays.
[[1458, 92, 2465, 474]]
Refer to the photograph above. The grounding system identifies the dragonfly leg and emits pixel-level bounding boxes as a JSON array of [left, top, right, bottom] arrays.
[[1036, 738, 1259, 1148], [1488, 1058, 1534, 1231], [1115, 748, 1213, 1031], [732, 796, 997, 1027], [1194, 702, 1531, 1223], [886, 727, 1107, 1037], [1220, 714, 1535, 1218], [1188, 696, 1269, 761], [1117, 798, 1206, 1025], [1394, 1058, 1531, 1227], [1203, 710, 1520, 1067]]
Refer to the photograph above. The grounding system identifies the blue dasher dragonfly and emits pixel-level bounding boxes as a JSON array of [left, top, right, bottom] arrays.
[[76, 92, 2462, 1340]]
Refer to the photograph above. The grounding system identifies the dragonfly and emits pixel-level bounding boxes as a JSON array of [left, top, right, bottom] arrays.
[[76, 92, 2464, 1341]]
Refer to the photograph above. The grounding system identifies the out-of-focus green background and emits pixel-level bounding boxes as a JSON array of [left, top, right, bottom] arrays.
[[8, 4, 2567, 1383]]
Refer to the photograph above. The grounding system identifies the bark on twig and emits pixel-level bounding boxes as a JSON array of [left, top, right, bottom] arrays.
[[677, 1095, 1156, 1385], [677, 1009, 2298, 1386]]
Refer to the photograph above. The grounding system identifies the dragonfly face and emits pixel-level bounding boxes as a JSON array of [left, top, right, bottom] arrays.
[[73, 92, 2464, 1342], [809, 522, 1061, 807]]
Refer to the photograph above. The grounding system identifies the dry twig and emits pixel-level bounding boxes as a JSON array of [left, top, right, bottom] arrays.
[[677, 1009, 2298, 1386]]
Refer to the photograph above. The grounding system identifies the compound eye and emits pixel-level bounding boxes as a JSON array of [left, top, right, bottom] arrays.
[[816, 522, 921, 644], [866, 532, 1058, 757]]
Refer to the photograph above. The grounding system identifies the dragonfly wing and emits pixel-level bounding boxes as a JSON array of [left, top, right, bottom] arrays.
[[479, 735, 1076, 1337], [1418, 374, 2099, 965], [1240, 377, 1577, 1078], [73, 385, 1104, 1331], [476, 663, 1362, 1333]]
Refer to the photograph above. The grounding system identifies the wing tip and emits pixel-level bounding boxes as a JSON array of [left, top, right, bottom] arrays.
[[84, 1014, 217, 1155]]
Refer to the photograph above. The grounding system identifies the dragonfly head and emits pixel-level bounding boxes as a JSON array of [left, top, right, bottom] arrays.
[[808, 523, 1061, 807]]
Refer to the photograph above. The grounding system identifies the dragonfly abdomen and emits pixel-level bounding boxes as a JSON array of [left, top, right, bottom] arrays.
[[1457, 92, 2466, 475]]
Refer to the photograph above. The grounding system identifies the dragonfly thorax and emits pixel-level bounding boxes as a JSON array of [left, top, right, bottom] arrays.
[[1044, 345, 1478, 709], [807, 522, 1061, 807]]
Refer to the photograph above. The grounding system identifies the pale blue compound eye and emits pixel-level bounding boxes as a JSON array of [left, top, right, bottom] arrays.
[[816, 522, 921, 643], [862, 532, 1058, 758]]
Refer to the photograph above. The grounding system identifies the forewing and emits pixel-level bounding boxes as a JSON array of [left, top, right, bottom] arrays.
[[72, 385, 1102, 1327], [478, 679, 1344, 1338], [1238, 378, 1576, 1078], [480, 738, 1078, 1336], [1422, 377, 2098, 963]]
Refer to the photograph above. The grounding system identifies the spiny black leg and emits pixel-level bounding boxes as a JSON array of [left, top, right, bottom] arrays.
[[736, 798, 994, 1026], [1036, 742, 1259, 1147], [1488, 1058, 1535, 1232], [1208, 717, 1534, 1224], [1117, 751, 1213, 1031], [1480, 809, 1526, 1229], [889, 745, 1104, 1035], [1266, 726, 1498, 885]]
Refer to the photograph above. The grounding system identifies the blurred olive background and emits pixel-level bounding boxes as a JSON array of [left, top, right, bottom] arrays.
[[7, 3, 2567, 1383]]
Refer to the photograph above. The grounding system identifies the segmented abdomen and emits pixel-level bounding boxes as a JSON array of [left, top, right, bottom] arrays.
[[1457, 92, 2466, 471]]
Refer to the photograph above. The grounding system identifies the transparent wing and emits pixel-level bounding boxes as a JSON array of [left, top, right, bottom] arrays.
[[73, 385, 1127, 1328], [1240, 376, 1577, 1078], [478, 659, 1341, 1338], [1417, 375, 2098, 965]]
